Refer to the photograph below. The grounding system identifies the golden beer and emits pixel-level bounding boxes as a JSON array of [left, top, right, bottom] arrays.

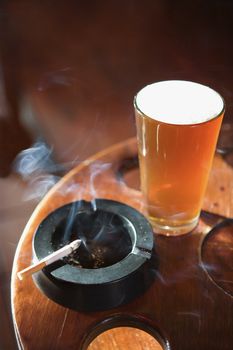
[[134, 81, 224, 235]]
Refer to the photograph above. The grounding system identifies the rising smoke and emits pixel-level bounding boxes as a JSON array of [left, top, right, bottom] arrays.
[[14, 140, 63, 200]]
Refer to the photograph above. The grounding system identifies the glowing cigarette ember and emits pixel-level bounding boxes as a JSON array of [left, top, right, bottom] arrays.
[[17, 239, 81, 280]]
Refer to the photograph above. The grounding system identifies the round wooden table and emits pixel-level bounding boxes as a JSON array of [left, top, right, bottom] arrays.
[[11, 138, 233, 349]]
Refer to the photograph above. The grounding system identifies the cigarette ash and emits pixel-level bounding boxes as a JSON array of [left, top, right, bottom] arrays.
[[64, 245, 109, 269]]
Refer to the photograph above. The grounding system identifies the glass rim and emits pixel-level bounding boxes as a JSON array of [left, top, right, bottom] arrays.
[[134, 80, 225, 126]]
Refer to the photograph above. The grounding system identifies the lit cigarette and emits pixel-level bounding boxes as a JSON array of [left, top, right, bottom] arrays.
[[17, 239, 81, 281]]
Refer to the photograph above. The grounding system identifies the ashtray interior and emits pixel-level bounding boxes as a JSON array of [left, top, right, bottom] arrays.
[[52, 209, 133, 268]]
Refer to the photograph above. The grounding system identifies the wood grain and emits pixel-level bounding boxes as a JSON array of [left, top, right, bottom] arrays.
[[11, 138, 233, 350]]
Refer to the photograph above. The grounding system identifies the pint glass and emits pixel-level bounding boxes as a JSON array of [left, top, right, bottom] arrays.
[[134, 80, 224, 235]]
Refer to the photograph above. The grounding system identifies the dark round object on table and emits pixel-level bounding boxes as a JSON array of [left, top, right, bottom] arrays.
[[201, 218, 233, 297]]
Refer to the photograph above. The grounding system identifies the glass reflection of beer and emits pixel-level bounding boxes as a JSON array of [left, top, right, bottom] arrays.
[[134, 81, 224, 235]]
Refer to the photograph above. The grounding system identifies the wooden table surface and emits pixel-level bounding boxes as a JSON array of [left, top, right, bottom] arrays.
[[1, 1, 233, 349], [11, 138, 233, 350]]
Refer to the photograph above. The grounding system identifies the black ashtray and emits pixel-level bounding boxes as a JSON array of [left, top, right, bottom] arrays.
[[33, 199, 155, 312]]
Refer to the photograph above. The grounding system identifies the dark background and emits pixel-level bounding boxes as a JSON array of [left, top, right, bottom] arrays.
[[0, 1, 233, 348]]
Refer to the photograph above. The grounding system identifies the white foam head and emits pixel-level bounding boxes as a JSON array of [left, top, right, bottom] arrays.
[[135, 80, 224, 125]]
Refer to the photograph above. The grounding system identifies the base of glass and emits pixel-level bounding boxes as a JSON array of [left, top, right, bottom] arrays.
[[148, 215, 199, 236]]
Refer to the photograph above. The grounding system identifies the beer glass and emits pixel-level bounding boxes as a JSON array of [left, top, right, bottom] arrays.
[[134, 80, 224, 235]]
